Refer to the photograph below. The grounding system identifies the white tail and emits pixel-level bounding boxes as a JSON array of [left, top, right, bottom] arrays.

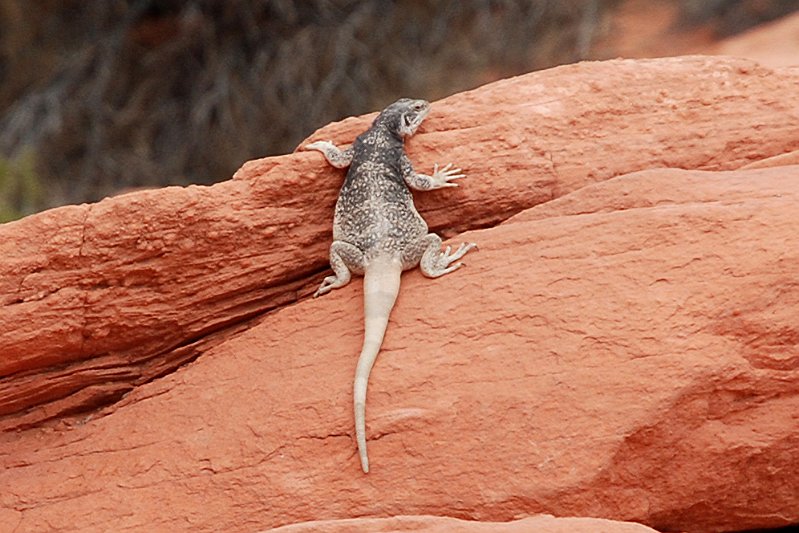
[[354, 257, 402, 473]]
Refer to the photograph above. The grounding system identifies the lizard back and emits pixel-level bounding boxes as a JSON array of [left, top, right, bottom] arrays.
[[333, 127, 428, 260]]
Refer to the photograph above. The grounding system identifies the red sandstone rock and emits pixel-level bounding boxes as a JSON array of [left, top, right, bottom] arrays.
[[2, 163, 799, 532], [264, 515, 660, 532], [2, 56, 798, 431], [1, 56, 799, 532], [740, 149, 799, 170]]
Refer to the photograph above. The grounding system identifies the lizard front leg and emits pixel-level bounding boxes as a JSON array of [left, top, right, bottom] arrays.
[[304, 140, 354, 169], [401, 153, 465, 191], [314, 241, 365, 297]]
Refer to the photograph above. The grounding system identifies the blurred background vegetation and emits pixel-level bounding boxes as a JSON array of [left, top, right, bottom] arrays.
[[1, 0, 798, 220]]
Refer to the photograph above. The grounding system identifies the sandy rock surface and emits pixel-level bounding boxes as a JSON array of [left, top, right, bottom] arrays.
[[264, 514, 661, 532], [1, 55, 799, 532], [2, 55, 797, 431]]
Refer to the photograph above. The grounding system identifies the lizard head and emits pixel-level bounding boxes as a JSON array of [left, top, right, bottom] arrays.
[[376, 98, 430, 138]]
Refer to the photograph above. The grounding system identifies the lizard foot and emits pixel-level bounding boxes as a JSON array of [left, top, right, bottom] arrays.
[[435, 242, 477, 274], [304, 140, 335, 152], [418, 236, 477, 278], [314, 275, 340, 297], [315, 240, 364, 297], [304, 140, 353, 169], [429, 163, 465, 188]]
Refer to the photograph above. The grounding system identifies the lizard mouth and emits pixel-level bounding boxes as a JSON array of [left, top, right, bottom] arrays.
[[401, 106, 429, 136]]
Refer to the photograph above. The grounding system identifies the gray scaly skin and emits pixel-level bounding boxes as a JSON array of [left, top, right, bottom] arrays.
[[304, 98, 476, 473]]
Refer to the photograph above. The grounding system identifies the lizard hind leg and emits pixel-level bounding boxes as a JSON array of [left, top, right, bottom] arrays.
[[414, 233, 477, 278], [314, 241, 365, 297]]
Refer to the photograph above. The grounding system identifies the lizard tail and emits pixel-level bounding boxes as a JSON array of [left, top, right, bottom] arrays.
[[354, 257, 402, 473]]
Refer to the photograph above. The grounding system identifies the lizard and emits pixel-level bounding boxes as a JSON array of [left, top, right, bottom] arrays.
[[304, 98, 476, 473]]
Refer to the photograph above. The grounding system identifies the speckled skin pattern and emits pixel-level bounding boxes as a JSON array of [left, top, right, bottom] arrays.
[[305, 98, 476, 473]]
